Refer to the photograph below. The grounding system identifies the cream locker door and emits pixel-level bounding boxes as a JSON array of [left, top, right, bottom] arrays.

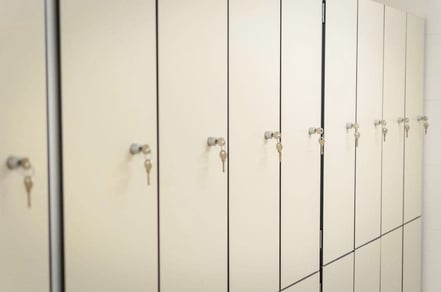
[[354, 240, 380, 292], [403, 218, 422, 292], [229, 0, 279, 291], [62, 1, 158, 291], [0, 1, 49, 291], [281, 0, 322, 287], [381, 228, 403, 292], [284, 274, 320, 292], [382, 7, 406, 234], [159, 1, 227, 291], [404, 14, 425, 222], [354, 0, 384, 248], [323, 254, 354, 292], [323, 0, 357, 264]]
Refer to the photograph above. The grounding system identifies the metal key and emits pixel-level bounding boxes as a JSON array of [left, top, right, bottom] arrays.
[[382, 127, 388, 142], [424, 121, 429, 135], [319, 137, 325, 155], [405, 124, 410, 138], [219, 149, 227, 173], [276, 142, 283, 162], [24, 175, 33, 208], [144, 159, 152, 186], [354, 131, 360, 148]]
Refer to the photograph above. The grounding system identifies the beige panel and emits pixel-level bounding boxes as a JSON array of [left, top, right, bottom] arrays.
[[381, 227, 403, 292], [324, 0, 357, 264], [281, 0, 322, 286], [354, 240, 381, 292], [283, 274, 320, 292], [355, 0, 384, 248], [404, 14, 425, 222], [403, 219, 422, 292], [229, 0, 279, 291], [323, 254, 354, 292], [0, 1, 49, 291], [382, 6, 406, 234], [158, 0, 227, 291], [62, 0, 158, 291]]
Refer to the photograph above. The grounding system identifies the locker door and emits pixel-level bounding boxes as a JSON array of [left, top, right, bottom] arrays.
[[0, 1, 49, 291], [403, 218, 422, 292], [323, 0, 358, 264], [382, 7, 406, 234], [355, 0, 384, 248], [323, 254, 354, 292], [381, 228, 403, 292], [62, 1, 158, 291], [159, 1, 227, 291], [281, 0, 322, 287], [229, 0, 279, 291], [354, 240, 381, 292], [404, 14, 425, 222], [284, 274, 320, 292]]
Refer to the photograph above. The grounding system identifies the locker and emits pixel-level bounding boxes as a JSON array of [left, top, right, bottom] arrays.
[[354, 239, 381, 292], [281, 0, 322, 287], [283, 273, 320, 292], [61, 0, 158, 290], [382, 6, 406, 234], [403, 218, 422, 292], [323, 0, 358, 264], [229, 0, 280, 291], [354, 0, 384, 248], [404, 14, 425, 223], [158, 0, 228, 291], [0, 1, 50, 291], [323, 253, 354, 292], [381, 227, 403, 292]]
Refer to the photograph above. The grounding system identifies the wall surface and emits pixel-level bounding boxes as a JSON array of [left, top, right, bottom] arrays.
[[375, 0, 440, 291]]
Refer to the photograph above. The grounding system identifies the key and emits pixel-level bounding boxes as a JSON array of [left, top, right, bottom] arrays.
[[382, 127, 388, 142], [405, 124, 410, 138], [24, 175, 33, 208], [144, 159, 152, 186], [319, 137, 325, 155], [354, 131, 360, 148], [424, 121, 429, 135], [219, 149, 227, 173], [276, 142, 283, 162]]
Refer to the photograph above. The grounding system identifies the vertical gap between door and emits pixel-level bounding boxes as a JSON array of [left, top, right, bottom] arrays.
[[353, 0, 360, 291], [278, 0, 283, 290], [401, 13, 408, 292], [226, 0, 230, 290], [319, 0, 326, 291], [155, 0, 161, 291], [379, 5, 386, 292]]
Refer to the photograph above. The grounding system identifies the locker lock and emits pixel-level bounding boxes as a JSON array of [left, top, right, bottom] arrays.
[[375, 120, 388, 142], [308, 128, 325, 155], [346, 122, 360, 147], [207, 137, 227, 173], [130, 144, 153, 186], [6, 156, 34, 208], [417, 115, 429, 135], [398, 117, 410, 138], [264, 131, 283, 162]]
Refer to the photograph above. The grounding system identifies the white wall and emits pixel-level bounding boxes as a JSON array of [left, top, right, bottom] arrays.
[[375, 0, 440, 291]]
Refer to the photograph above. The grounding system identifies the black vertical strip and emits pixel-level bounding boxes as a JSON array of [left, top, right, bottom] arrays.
[[319, 1, 326, 291], [155, 0, 161, 291], [227, 0, 230, 290], [401, 14, 408, 292], [379, 5, 386, 292], [45, 0, 65, 290], [278, 0, 283, 290], [353, 1, 359, 291]]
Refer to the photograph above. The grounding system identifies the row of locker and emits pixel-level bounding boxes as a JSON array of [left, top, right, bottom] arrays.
[[0, 0, 424, 291]]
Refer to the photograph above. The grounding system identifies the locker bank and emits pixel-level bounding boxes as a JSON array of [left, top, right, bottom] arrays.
[[0, 0, 431, 291]]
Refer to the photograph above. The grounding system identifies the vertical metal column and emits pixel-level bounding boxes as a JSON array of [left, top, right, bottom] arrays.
[[45, 0, 64, 291]]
